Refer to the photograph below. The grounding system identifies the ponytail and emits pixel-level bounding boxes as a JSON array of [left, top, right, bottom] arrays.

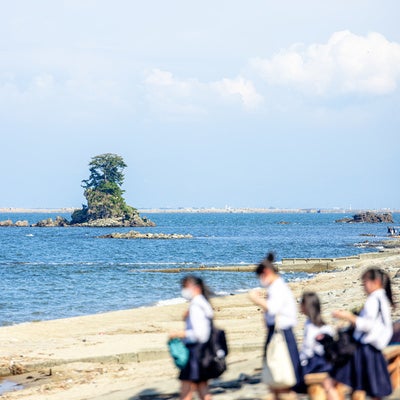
[[255, 252, 279, 275], [301, 292, 325, 327], [380, 269, 394, 307], [362, 268, 394, 307]]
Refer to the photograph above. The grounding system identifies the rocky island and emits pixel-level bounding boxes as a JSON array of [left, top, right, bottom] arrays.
[[0, 154, 154, 228], [335, 211, 393, 223]]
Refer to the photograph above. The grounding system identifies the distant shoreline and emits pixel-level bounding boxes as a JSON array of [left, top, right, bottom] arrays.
[[0, 207, 76, 214], [0, 207, 399, 214]]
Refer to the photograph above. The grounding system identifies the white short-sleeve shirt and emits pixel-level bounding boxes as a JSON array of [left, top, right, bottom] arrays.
[[185, 294, 214, 344], [264, 276, 297, 329], [354, 288, 393, 350]]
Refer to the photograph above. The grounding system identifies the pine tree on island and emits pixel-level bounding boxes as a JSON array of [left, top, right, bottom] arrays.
[[70, 153, 154, 227]]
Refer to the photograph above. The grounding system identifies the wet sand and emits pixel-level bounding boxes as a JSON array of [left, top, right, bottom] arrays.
[[1, 248, 400, 399]]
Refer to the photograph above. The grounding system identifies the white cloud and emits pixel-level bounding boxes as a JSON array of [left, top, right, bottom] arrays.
[[251, 30, 400, 96], [144, 68, 263, 114], [213, 77, 264, 110]]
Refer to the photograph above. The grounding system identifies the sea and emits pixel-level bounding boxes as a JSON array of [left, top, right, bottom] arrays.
[[0, 212, 398, 326]]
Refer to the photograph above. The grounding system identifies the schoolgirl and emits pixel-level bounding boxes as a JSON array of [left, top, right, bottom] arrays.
[[169, 275, 214, 400], [300, 292, 334, 375], [324, 268, 394, 400], [249, 253, 304, 397]]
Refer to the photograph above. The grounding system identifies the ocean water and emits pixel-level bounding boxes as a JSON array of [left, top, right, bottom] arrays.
[[0, 212, 397, 326]]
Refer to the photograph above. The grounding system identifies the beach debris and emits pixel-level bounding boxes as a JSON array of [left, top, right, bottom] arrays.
[[9, 360, 25, 375]]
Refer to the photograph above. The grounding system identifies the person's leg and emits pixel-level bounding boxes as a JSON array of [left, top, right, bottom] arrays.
[[351, 391, 366, 400], [197, 381, 211, 400], [274, 388, 297, 400], [323, 377, 340, 400], [180, 381, 194, 400]]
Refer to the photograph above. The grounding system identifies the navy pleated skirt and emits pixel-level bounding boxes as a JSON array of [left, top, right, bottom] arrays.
[[179, 342, 208, 383], [333, 343, 392, 397], [266, 325, 304, 392], [302, 354, 332, 375]]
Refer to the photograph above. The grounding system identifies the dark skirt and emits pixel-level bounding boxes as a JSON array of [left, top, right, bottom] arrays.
[[266, 325, 304, 392], [302, 354, 332, 375], [179, 342, 208, 383], [333, 343, 392, 397]]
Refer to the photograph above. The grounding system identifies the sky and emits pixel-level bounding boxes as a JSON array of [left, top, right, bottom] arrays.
[[1, 1, 400, 210]]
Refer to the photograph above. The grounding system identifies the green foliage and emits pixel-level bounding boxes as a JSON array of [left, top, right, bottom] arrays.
[[70, 153, 150, 226], [70, 206, 88, 224], [82, 153, 127, 191]]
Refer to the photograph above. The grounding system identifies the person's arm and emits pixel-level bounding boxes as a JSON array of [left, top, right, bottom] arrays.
[[332, 309, 357, 324], [333, 297, 377, 332], [248, 289, 268, 311]]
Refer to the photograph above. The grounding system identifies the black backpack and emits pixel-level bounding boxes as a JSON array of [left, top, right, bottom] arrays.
[[317, 326, 358, 368], [201, 323, 229, 379]]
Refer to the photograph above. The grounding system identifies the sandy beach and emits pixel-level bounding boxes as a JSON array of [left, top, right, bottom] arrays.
[[1, 248, 400, 399]]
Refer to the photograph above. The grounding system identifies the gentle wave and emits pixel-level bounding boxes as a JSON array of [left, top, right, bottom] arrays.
[[155, 298, 187, 306], [0, 212, 397, 324]]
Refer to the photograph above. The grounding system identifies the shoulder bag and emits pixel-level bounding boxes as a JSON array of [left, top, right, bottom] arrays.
[[262, 317, 296, 389]]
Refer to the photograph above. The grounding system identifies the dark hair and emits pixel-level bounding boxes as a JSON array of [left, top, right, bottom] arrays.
[[362, 268, 394, 307], [255, 252, 278, 275], [301, 292, 325, 327], [181, 275, 212, 301]]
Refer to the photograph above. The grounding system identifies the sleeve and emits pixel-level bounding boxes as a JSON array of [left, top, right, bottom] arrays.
[[300, 323, 314, 361], [185, 303, 209, 343], [355, 297, 379, 333], [266, 282, 288, 316], [300, 324, 318, 361]]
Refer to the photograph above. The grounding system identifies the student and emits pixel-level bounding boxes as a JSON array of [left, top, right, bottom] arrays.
[[249, 253, 303, 397], [300, 292, 334, 375], [169, 275, 214, 400], [324, 268, 394, 400]]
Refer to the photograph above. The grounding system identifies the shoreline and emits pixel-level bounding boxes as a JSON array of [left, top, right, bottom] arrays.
[[1, 249, 399, 399], [1, 207, 400, 214]]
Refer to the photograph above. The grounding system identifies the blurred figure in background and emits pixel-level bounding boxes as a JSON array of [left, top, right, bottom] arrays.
[[249, 252, 304, 399], [169, 275, 213, 400], [300, 292, 334, 375]]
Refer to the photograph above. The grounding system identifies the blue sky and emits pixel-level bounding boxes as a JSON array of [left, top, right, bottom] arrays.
[[1, 1, 399, 210]]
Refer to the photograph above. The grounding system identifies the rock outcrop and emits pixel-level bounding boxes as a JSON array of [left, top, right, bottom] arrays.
[[74, 216, 155, 228], [32, 216, 70, 227], [0, 219, 30, 227], [336, 211, 394, 223], [0, 219, 14, 227], [99, 230, 192, 239], [14, 220, 29, 227], [70, 190, 154, 228]]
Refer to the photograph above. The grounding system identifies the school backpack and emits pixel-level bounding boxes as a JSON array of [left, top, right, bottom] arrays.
[[201, 323, 229, 379], [317, 326, 358, 368]]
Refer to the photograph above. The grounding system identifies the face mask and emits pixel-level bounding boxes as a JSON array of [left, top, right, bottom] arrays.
[[259, 278, 269, 288], [181, 288, 193, 300]]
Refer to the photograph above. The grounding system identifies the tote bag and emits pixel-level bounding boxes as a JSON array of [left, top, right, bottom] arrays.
[[168, 338, 189, 369], [262, 328, 296, 389]]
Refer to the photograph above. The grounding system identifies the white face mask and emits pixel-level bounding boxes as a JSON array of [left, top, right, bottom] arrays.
[[181, 288, 193, 300], [259, 278, 269, 288]]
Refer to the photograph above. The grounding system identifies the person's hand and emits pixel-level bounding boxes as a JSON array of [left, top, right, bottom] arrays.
[[248, 289, 267, 310], [169, 330, 186, 340], [332, 309, 356, 324]]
